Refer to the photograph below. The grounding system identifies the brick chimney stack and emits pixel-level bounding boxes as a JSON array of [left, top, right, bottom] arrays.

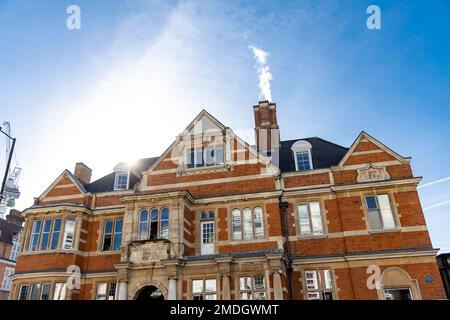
[[253, 100, 280, 157], [74, 162, 92, 184], [6, 209, 24, 226]]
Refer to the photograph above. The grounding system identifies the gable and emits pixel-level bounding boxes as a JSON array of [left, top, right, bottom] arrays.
[[38, 170, 86, 201], [338, 132, 408, 167]]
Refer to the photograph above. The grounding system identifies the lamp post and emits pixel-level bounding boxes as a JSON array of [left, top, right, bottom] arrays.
[[0, 126, 16, 201]]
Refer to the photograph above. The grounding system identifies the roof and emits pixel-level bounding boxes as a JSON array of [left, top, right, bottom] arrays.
[[279, 137, 348, 172], [81, 138, 347, 193], [0, 218, 22, 245], [84, 157, 159, 193]]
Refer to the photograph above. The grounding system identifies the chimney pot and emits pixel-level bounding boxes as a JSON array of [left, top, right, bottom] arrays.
[[74, 162, 92, 184]]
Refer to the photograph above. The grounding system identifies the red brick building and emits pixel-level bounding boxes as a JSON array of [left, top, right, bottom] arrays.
[[10, 101, 446, 300]]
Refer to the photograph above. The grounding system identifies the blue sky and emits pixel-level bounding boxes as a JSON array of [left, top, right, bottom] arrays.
[[0, 0, 449, 252]]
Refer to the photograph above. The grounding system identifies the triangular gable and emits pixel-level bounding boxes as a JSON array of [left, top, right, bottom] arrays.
[[338, 131, 409, 167], [38, 169, 86, 200], [144, 109, 271, 174]]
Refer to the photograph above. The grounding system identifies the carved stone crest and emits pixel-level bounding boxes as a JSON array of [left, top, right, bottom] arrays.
[[122, 239, 171, 264], [357, 164, 390, 183]]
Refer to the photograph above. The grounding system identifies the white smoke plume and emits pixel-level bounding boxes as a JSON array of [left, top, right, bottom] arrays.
[[249, 45, 273, 102]]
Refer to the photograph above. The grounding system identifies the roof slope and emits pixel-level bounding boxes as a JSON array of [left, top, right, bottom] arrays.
[[279, 137, 348, 172]]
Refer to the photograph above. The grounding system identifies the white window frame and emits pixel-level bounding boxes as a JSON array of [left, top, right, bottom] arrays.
[[1, 267, 14, 291], [297, 201, 325, 236], [10, 240, 20, 261], [186, 144, 225, 170], [364, 194, 396, 231], [304, 269, 334, 300], [62, 218, 76, 250], [291, 140, 313, 171], [191, 279, 217, 300], [114, 170, 130, 190], [96, 282, 117, 300], [231, 207, 265, 241], [239, 275, 267, 300]]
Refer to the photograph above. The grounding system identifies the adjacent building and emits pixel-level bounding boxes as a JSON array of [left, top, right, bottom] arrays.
[[0, 209, 23, 299], [10, 101, 447, 300], [437, 253, 450, 299]]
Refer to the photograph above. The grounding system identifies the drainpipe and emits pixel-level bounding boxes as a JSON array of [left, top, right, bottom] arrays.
[[279, 197, 294, 300]]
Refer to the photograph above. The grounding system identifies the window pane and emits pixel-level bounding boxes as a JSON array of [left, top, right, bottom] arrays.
[[113, 220, 123, 250], [192, 280, 203, 293], [39, 219, 52, 250], [200, 212, 207, 220], [240, 292, 252, 300], [368, 210, 382, 230], [298, 204, 311, 235], [243, 208, 253, 240], [296, 151, 311, 171], [232, 209, 242, 240], [208, 211, 215, 219], [378, 194, 396, 229], [160, 208, 169, 239], [305, 271, 319, 290], [254, 292, 267, 300], [139, 210, 148, 240], [253, 207, 264, 239], [384, 288, 412, 300], [96, 283, 107, 300], [196, 147, 204, 167], [365, 196, 378, 210], [29, 220, 42, 251], [30, 283, 41, 300], [19, 285, 29, 300], [205, 279, 216, 293], [108, 283, 117, 300], [240, 277, 252, 290], [50, 218, 61, 250], [41, 283, 51, 300], [309, 202, 324, 235], [202, 222, 214, 244], [150, 208, 159, 240], [102, 221, 113, 251], [215, 145, 224, 165], [254, 276, 265, 289], [319, 269, 333, 289], [63, 218, 76, 250], [115, 171, 128, 190], [187, 148, 195, 169], [206, 146, 215, 166], [204, 294, 217, 300]]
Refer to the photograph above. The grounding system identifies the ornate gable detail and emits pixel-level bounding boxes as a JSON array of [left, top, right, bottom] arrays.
[[357, 164, 390, 183]]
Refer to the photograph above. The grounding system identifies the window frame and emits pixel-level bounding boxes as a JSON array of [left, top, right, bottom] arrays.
[[303, 269, 335, 300], [114, 170, 130, 190], [364, 194, 397, 231], [101, 219, 123, 251], [291, 140, 313, 172], [191, 278, 217, 300], [186, 144, 225, 170], [137, 207, 170, 241], [1, 267, 14, 291], [96, 281, 117, 300], [296, 201, 326, 237], [238, 275, 267, 300], [231, 207, 266, 241]]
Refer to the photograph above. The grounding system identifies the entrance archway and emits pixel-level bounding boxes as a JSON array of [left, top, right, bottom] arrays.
[[134, 285, 165, 301]]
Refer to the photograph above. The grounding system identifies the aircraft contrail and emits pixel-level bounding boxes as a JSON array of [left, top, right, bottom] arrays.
[[418, 176, 450, 189]]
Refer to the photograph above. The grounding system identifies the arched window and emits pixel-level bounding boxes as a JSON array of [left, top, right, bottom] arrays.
[[160, 208, 169, 239], [150, 208, 159, 240], [291, 140, 313, 171], [232, 207, 265, 240], [139, 209, 149, 240], [139, 208, 169, 240]]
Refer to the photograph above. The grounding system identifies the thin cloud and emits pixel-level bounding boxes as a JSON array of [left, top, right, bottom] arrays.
[[418, 176, 450, 189], [424, 199, 450, 212]]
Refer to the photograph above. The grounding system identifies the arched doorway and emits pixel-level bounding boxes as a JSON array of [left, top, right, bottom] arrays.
[[134, 285, 165, 301]]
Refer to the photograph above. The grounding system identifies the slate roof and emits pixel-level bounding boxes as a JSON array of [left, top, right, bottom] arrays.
[[81, 137, 347, 193], [279, 137, 348, 172], [84, 157, 159, 193], [0, 218, 21, 245]]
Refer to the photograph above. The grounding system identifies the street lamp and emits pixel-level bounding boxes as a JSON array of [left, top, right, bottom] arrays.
[[0, 126, 16, 201]]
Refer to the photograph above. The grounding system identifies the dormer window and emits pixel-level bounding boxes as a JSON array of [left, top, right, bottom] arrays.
[[186, 144, 224, 169], [291, 140, 313, 172], [114, 170, 129, 190]]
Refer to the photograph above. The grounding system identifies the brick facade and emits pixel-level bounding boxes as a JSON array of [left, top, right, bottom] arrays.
[[9, 102, 446, 300]]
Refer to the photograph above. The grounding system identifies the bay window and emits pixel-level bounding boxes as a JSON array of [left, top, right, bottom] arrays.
[[27, 217, 74, 252]]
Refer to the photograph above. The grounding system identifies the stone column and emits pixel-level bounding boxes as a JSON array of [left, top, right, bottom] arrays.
[[168, 277, 177, 300], [273, 271, 283, 300], [221, 274, 231, 300], [118, 281, 128, 300]]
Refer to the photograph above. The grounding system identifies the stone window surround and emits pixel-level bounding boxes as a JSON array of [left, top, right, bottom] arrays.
[[360, 190, 402, 233], [189, 276, 220, 300], [133, 206, 171, 242], [236, 273, 269, 300], [300, 267, 338, 300], [291, 140, 313, 172], [292, 198, 329, 239], [100, 218, 123, 252], [13, 278, 68, 300], [228, 205, 268, 242], [93, 278, 118, 300]]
